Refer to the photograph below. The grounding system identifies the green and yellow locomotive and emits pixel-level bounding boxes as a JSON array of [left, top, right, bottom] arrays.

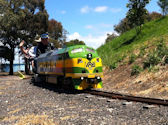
[[35, 45, 103, 90]]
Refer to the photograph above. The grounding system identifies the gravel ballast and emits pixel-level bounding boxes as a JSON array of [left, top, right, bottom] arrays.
[[0, 76, 168, 125]]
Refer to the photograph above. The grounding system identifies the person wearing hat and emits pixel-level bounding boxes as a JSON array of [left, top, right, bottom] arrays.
[[19, 33, 52, 58], [19, 33, 53, 72], [36, 33, 52, 56]]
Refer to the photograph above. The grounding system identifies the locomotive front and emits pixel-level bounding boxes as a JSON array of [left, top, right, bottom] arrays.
[[65, 45, 103, 90]]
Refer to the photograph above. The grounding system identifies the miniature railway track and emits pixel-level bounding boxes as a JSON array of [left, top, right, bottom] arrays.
[[84, 90, 168, 106]]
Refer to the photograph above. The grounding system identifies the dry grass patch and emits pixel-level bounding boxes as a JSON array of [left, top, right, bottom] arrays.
[[60, 115, 77, 121], [82, 109, 97, 112], [3, 114, 57, 125], [8, 104, 19, 109], [8, 108, 23, 115]]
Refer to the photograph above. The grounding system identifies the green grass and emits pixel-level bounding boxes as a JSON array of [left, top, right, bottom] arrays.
[[97, 16, 168, 67]]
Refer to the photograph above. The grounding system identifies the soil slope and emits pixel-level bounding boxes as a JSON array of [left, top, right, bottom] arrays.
[[102, 65, 168, 99]]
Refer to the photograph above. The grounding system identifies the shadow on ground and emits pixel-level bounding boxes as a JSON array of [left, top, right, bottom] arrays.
[[30, 78, 84, 95]]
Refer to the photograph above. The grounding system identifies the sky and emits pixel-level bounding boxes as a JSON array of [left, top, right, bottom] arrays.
[[11, 0, 160, 64], [45, 0, 160, 49]]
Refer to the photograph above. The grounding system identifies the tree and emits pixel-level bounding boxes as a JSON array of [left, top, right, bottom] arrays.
[[59, 29, 69, 47], [114, 11, 162, 35], [114, 17, 133, 34], [0, 46, 11, 61], [157, 0, 168, 16], [0, 0, 49, 75], [49, 38, 61, 48], [20, 0, 49, 74], [21, 0, 49, 43], [48, 19, 63, 40], [65, 39, 85, 47], [126, 0, 150, 34], [105, 33, 118, 43], [48, 19, 63, 48], [146, 11, 162, 21], [0, 0, 25, 75]]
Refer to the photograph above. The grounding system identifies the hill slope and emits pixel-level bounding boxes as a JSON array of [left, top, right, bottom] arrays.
[[97, 16, 168, 99], [97, 16, 168, 67]]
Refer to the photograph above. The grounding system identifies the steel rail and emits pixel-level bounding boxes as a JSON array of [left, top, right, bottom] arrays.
[[84, 90, 168, 106]]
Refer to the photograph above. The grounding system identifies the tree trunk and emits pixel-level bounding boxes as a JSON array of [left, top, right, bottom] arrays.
[[9, 49, 14, 75], [9, 59, 14, 75], [25, 58, 30, 75]]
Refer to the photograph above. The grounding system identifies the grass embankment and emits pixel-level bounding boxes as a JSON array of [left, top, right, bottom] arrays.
[[97, 16, 168, 69]]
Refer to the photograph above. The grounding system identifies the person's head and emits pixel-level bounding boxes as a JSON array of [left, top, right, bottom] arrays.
[[41, 33, 49, 45]]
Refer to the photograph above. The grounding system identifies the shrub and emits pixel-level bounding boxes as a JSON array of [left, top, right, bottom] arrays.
[[148, 66, 160, 72], [138, 46, 146, 57], [156, 39, 168, 58], [131, 65, 143, 76], [117, 55, 126, 62], [143, 52, 161, 69], [165, 56, 168, 64], [109, 63, 118, 70], [143, 39, 168, 69], [105, 33, 118, 43], [129, 54, 137, 64]]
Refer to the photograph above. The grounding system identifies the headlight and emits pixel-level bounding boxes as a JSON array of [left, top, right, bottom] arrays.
[[97, 77, 100, 79]]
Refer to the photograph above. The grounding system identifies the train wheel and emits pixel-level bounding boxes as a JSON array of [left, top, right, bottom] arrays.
[[57, 77, 63, 88], [33, 74, 46, 84], [63, 77, 74, 90]]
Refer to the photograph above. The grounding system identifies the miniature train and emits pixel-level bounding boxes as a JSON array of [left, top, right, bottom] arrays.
[[34, 45, 103, 90]]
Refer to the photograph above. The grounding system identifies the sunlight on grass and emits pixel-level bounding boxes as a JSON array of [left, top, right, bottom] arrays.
[[97, 16, 168, 68]]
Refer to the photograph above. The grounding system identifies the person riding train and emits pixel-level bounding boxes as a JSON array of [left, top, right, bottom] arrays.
[[19, 33, 53, 72]]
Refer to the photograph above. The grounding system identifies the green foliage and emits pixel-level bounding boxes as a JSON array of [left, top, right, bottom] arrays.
[[143, 39, 168, 69], [138, 46, 147, 57], [157, 0, 168, 16], [114, 12, 162, 35], [48, 19, 63, 40], [126, 0, 150, 34], [131, 65, 143, 76], [148, 66, 160, 72], [165, 56, 168, 64], [20, 0, 49, 40], [129, 54, 137, 64], [118, 55, 126, 63], [0, 0, 49, 44], [97, 16, 168, 68], [109, 63, 118, 70], [156, 38, 168, 57], [0, 0, 49, 74], [105, 33, 118, 43], [146, 12, 162, 21], [49, 38, 60, 48], [48, 19, 63, 48], [114, 17, 133, 34], [65, 39, 85, 47], [143, 52, 161, 69]]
